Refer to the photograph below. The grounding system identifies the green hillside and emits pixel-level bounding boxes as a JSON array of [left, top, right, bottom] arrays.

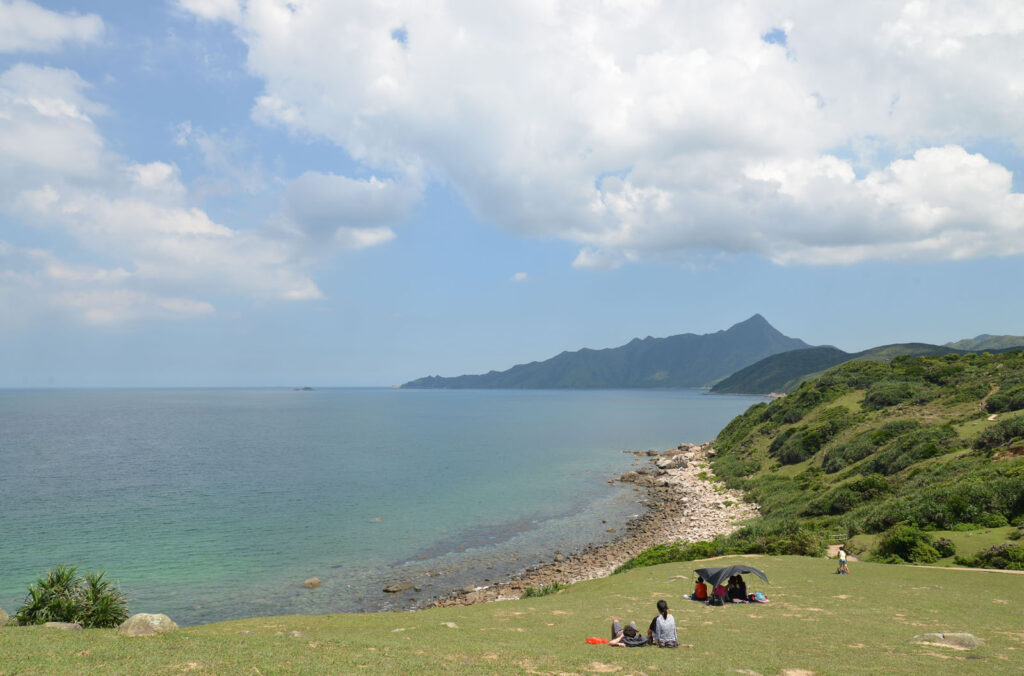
[[712, 342, 966, 396], [709, 351, 1024, 560], [402, 314, 810, 389], [946, 334, 1024, 351]]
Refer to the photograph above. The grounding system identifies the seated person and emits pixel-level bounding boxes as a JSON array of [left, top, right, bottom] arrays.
[[647, 600, 679, 648], [737, 574, 747, 599], [692, 576, 708, 601], [727, 575, 744, 601], [610, 619, 648, 647], [713, 582, 728, 602]]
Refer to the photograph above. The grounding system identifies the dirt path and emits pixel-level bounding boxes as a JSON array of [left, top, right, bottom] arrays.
[[905, 564, 1024, 575]]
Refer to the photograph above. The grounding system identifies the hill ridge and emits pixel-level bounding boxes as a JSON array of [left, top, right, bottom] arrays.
[[402, 314, 810, 389]]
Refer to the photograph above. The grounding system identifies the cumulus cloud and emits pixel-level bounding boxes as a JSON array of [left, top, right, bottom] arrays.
[[510, 271, 528, 282], [176, 0, 241, 23], [0, 63, 323, 325], [0, 0, 103, 53], [0, 241, 215, 325], [283, 171, 419, 248], [189, 0, 1024, 267]]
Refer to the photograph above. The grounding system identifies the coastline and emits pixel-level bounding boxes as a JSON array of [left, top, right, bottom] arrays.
[[429, 441, 759, 607]]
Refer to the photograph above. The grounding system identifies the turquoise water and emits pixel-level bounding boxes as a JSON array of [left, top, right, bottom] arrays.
[[0, 388, 764, 625]]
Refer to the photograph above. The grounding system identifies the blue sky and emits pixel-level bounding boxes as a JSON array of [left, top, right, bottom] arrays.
[[1, 1, 1023, 387]]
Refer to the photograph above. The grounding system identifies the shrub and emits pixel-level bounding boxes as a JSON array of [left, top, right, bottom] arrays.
[[987, 386, 1024, 413], [613, 539, 726, 574], [934, 537, 956, 558], [954, 543, 1024, 571], [863, 380, 917, 409], [521, 582, 568, 597], [872, 524, 938, 564], [14, 566, 129, 628], [860, 425, 956, 476], [974, 416, 1024, 451]]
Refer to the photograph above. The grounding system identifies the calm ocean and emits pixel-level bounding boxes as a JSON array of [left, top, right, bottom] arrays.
[[0, 388, 763, 625]]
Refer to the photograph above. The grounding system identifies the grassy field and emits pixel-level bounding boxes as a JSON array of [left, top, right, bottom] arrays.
[[3, 555, 1023, 675]]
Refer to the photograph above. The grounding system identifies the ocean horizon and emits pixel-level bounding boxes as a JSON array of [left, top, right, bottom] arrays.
[[0, 387, 764, 626]]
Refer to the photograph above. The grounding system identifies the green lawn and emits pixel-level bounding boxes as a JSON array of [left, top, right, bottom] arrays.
[[3, 555, 1023, 675]]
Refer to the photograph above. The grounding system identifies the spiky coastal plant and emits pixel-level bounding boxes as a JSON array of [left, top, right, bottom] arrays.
[[14, 565, 129, 628]]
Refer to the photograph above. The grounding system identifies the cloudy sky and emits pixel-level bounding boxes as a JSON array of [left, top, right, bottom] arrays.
[[1, 0, 1022, 387]]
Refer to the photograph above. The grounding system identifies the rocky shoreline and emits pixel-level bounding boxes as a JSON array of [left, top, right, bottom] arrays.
[[428, 441, 759, 608]]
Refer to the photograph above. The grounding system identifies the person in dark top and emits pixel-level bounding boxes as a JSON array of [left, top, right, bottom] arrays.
[[610, 620, 648, 647], [726, 575, 744, 601], [736, 574, 747, 599]]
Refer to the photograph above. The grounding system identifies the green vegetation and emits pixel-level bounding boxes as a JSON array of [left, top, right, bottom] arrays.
[[710, 338, 1024, 396], [519, 582, 568, 598], [946, 333, 1024, 351], [2, 556, 1022, 675], [13, 565, 129, 629], [402, 314, 809, 388], [696, 351, 1024, 570]]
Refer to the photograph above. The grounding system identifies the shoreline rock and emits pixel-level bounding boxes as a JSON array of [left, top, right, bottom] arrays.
[[430, 441, 758, 608]]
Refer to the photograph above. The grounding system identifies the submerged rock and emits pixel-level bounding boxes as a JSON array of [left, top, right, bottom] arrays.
[[303, 577, 321, 588], [118, 613, 178, 636], [383, 581, 414, 594]]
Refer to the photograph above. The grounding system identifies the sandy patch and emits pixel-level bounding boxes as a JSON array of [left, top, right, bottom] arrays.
[[585, 663, 622, 673]]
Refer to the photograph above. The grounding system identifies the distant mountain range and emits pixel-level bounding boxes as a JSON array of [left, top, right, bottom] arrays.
[[944, 334, 1024, 351], [402, 314, 810, 389], [712, 335, 1024, 395]]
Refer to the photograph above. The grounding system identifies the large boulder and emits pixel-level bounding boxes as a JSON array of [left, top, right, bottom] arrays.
[[655, 455, 688, 470], [44, 622, 83, 631], [118, 613, 179, 637]]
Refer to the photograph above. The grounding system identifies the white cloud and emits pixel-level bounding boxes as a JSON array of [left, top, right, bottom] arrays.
[[283, 171, 420, 248], [177, 0, 241, 23], [211, 0, 1023, 267], [0, 0, 103, 53], [0, 241, 215, 325], [0, 63, 324, 325], [510, 271, 528, 282]]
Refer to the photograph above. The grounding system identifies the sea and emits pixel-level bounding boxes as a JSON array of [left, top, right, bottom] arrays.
[[0, 388, 765, 626]]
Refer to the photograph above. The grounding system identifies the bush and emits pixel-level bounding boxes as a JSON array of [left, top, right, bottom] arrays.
[[974, 416, 1024, 451], [954, 543, 1024, 571], [987, 386, 1024, 413], [863, 380, 917, 409], [521, 582, 568, 597], [872, 524, 938, 564], [934, 537, 956, 558], [859, 425, 956, 476], [14, 565, 129, 628], [613, 539, 726, 574]]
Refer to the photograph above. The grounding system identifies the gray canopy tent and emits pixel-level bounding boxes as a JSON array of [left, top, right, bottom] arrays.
[[693, 564, 769, 590]]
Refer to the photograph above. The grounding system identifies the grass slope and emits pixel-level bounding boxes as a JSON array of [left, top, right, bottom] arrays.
[[3, 556, 1023, 675], [707, 351, 1024, 565]]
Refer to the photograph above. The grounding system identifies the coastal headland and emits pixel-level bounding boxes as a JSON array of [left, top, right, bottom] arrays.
[[430, 442, 758, 607]]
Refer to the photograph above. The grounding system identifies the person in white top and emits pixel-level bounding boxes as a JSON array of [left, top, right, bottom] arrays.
[[647, 600, 678, 647]]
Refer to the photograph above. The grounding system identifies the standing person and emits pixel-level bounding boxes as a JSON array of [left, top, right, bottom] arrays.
[[647, 600, 680, 648], [838, 545, 850, 574]]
